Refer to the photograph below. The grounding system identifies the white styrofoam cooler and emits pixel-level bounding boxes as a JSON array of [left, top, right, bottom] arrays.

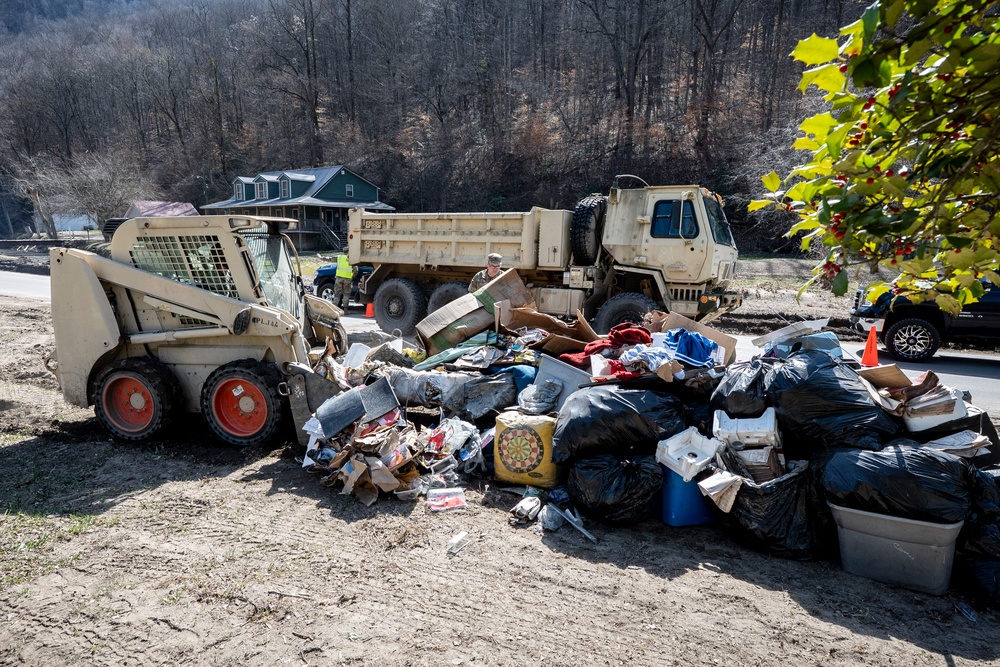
[[656, 427, 723, 482], [712, 408, 781, 448], [903, 393, 969, 432]]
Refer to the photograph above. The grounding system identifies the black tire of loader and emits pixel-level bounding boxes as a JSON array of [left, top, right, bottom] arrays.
[[201, 359, 287, 447], [93, 357, 180, 442]]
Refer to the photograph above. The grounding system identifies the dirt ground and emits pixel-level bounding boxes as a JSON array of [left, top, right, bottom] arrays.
[[2, 257, 1000, 666]]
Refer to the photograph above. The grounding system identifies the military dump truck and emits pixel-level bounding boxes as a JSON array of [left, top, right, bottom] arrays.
[[48, 215, 348, 445], [348, 176, 741, 335]]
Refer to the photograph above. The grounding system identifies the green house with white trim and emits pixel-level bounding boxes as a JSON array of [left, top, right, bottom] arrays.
[[203, 165, 393, 249]]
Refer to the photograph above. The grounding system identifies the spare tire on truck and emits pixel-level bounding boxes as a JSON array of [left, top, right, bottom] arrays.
[[571, 195, 607, 265], [374, 278, 427, 336]]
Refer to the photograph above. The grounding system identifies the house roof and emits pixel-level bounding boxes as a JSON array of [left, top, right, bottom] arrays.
[[125, 201, 200, 217], [205, 165, 393, 211]]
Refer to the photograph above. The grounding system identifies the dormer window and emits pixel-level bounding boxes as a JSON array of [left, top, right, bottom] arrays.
[[234, 184, 243, 201], [346, 184, 354, 197], [281, 179, 290, 199], [256, 182, 267, 199]]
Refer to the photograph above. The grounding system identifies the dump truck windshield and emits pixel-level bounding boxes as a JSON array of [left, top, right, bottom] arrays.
[[703, 195, 735, 247], [241, 230, 300, 318]]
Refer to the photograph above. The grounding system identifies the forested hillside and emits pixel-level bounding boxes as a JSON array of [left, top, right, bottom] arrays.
[[0, 0, 865, 249]]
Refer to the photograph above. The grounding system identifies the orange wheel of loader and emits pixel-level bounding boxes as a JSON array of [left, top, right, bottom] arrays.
[[201, 360, 286, 446], [93, 358, 179, 441]]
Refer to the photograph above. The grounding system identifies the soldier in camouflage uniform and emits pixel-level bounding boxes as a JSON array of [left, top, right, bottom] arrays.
[[468, 253, 503, 293]]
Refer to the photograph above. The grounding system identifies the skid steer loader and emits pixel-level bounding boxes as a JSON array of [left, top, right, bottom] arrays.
[[48, 215, 348, 446]]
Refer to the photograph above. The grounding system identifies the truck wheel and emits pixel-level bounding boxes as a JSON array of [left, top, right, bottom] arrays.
[[571, 195, 607, 265], [374, 278, 427, 336], [316, 280, 336, 301], [594, 293, 659, 334], [94, 358, 180, 441], [202, 359, 286, 447], [427, 281, 468, 314], [884, 318, 941, 362]]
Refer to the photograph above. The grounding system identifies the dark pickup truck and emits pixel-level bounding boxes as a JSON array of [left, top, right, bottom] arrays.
[[850, 279, 1000, 361]]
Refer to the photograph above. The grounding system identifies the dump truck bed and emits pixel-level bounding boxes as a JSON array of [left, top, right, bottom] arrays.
[[347, 207, 573, 271]]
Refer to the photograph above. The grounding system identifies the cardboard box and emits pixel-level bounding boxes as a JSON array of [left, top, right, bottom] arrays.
[[495, 301, 600, 343], [646, 311, 738, 365], [472, 269, 535, 315], [857, 364, 912, 390], [416, 293, 496, 355]]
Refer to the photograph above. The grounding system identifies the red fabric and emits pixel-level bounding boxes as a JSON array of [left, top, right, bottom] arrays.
[[608, 322, 652, 346], [556, 325, 650, 369]]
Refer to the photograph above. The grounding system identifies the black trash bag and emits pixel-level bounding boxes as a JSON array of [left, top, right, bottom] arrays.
[[715, 460, 822, 560], [954, 557, 1000, 609], [709, 359, 777, 418], [767, 349, 899, 454], [958, 468, 1000, 558], [552, 387, 685, 464], [687, 402, 715, 437], [822, 447, 972, 524], [567, 455, 663, 525]]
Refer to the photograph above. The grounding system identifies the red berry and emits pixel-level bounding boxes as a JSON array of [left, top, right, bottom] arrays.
[[860, 122, 868, 130], [885, 170, 894, 177], [866, 178, 874, 184], [890, 259, 897, 265], [839, 64, 848, 73]]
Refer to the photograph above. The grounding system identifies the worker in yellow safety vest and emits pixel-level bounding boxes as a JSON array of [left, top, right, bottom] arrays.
[[332, 253, 354, 310]]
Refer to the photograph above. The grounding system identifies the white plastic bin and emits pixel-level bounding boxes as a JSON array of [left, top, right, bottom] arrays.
[[712, 408, 781, 448], [828, 502, 964, 595]]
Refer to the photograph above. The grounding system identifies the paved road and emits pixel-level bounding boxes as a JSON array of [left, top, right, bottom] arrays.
[[4, 269, 999, 419], [0, 271, 49, 301]]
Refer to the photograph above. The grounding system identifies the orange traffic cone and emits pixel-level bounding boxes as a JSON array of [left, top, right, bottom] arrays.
[[861, 326, 879, 367], [364, 302, 375, 318]]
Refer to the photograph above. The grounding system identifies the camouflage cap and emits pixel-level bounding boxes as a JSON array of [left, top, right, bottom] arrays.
[[487, 253, 503, 265]]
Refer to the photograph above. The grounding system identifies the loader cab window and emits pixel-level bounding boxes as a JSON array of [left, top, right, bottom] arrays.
[[703, 194, 736, 247], [241, 228, 300, 318], [651, 200, 698, 238]]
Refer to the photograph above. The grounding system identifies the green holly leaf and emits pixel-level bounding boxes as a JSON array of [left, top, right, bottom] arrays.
[[832, 269, 849, 296], [935, 292, 962, 316], [791, 34, 841, 65], [748, 199, 772, 212], [762, 171, 782, 192], [799, 63, 847, 94]]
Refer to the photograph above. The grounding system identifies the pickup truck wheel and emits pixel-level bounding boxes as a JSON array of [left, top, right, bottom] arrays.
[[594, 293, 659, 334], [884, 318, 941, 362], [571, 195, 607, 265], [94, 358, 180, 441], [374, 278, 427, 336], [202, 360, 286, 447], [427, 281, 468, 314], [316, 279, 336, 301]]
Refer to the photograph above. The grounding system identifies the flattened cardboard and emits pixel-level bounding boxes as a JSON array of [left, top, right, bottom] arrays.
[[472, 269, 535, 315], [416, 293, 496, 355], [646, 311, 737, 365], [655, 359, 684, 382], [857, 364, 912, 389]]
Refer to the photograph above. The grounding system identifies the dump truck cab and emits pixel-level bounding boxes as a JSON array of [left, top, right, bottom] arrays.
[[49, 215, 348, 445]]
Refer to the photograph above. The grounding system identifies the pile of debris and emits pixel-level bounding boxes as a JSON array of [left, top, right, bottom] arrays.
[[293, 269, 1000, 605]]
